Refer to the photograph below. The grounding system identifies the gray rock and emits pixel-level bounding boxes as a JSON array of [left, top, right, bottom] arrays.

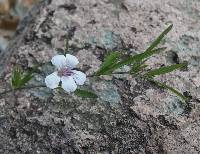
[[0, 0, 200, 153]]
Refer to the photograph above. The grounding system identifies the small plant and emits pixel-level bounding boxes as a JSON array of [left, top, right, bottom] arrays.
[[1, 24, 190, 101], [11, 66, 34, 89]]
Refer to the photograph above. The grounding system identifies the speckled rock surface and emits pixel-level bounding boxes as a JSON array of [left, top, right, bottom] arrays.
[[0, 0, 200, 153]]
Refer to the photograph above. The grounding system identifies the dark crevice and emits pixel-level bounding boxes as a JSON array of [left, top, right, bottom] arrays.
[[59, 4, 77, 14]]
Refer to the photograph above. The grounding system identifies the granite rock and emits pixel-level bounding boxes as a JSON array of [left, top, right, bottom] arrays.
[[0, 0, 200, 153]]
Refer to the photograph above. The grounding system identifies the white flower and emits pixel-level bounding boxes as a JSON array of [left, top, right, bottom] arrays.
[[45, 54, 86, 92]]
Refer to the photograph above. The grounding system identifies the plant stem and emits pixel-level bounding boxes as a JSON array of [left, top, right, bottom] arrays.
[[87, 72, 130, 77], [0, 72, 131, 96]]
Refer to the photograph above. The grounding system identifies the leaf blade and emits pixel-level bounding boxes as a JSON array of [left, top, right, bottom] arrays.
[[150, 79, 189, 101], [102, 47, 166, 75], [145, 62, 187, 77], [145, 24, 173, 52], [20, 72, 34, 87], [96, 52, 121, 75], [11, 66, 36, 88], [11, 67, 22, 88]]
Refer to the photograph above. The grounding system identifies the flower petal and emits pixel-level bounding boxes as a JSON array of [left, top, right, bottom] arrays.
[[61, 76, 77, 92], [66, 54, 79, 68], [45, 72, 60, 89], [51, 55, 67, 69], [72, 70, 86, 85]]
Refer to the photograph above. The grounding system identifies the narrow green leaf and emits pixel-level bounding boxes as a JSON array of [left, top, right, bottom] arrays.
[[131, 63, 148, 74], [75, 89, 98, 98], [101, 52, 121, 69], [11, 67, 22, 88], [94, 25, 172, 76], [145, 24, 173, 52], [101, 47, 166, 75], [96, 52, 121, 75], [145, 62, 187, 77], [139, 47, 166, 66], [11, 66, 35, 88], [20, 72, 34, 86], [150, 79, 189, 101], [140, 47, 167, 61]]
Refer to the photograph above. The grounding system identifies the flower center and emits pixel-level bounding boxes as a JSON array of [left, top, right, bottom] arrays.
[[57, 68, 74, 77]]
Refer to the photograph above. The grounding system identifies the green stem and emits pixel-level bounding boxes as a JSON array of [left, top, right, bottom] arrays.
[[87, 72, 130, 77], [0, 72, 131, 96], [147, 78, 189, 102]]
